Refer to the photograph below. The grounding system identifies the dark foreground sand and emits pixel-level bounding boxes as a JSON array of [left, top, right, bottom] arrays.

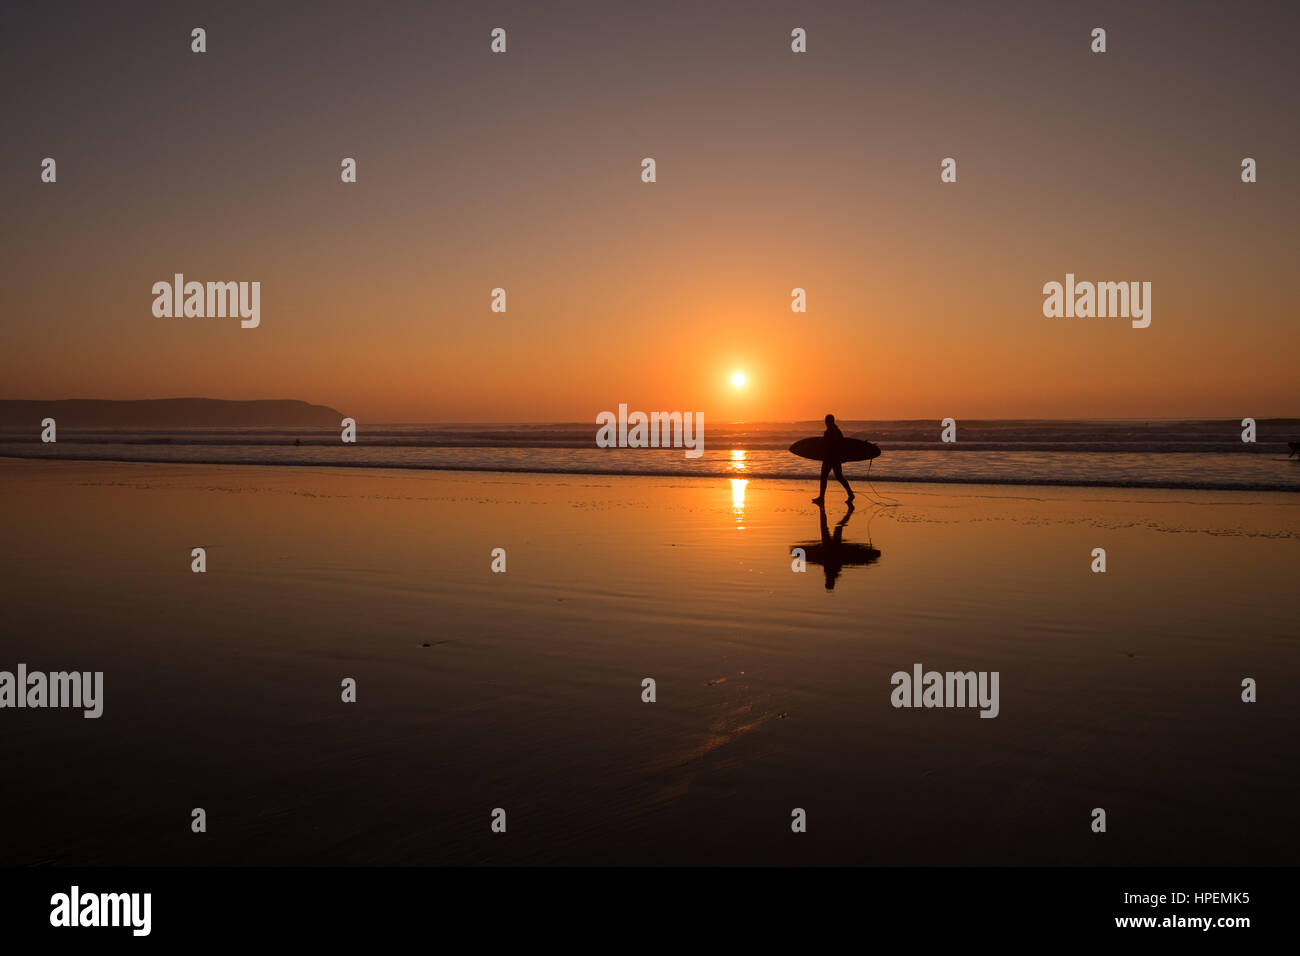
[[1, 459, 1296, 865]]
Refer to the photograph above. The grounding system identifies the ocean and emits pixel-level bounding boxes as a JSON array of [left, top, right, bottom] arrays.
[[3, 420, 1298, 491], [3, 460, 1297, 865]]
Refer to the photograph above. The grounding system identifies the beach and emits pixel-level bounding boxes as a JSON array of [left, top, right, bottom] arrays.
[[1, 458, 1296, 866]]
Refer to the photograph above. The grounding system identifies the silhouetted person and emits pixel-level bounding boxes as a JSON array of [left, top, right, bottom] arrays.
[[791, 501, 879, 591], [812, 413, 854, 505], [818, 501, 853, 589]]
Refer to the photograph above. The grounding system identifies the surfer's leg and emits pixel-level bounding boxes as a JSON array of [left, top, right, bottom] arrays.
[[834, 462, 853, 500], [814, 461, 831, 503]]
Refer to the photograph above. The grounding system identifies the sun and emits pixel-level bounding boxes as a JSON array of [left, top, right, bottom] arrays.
[[731, 372, 747, 387]]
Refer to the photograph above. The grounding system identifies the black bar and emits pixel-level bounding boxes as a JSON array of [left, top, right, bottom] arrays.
[[0, 866, 1280, 943]]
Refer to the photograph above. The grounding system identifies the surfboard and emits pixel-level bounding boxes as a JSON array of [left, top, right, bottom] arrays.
[[788, 436, 881, 464]]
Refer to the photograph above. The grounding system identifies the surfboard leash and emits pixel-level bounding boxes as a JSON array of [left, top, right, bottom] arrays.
[[862, 457, 901, 506]]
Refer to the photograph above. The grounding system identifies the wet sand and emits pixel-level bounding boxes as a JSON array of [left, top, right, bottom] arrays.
[[1, 459, 1296, 865]]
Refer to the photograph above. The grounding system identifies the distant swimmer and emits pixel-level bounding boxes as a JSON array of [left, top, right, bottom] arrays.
[[812, 413, 854, 505]]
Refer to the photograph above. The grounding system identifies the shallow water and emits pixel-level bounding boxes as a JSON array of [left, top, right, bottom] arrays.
[[1, 460, 1296, 865], [3, 419, 1299, 491]]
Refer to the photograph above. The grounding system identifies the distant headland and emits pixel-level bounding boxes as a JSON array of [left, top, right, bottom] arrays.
[[0, 399, 343, 428]]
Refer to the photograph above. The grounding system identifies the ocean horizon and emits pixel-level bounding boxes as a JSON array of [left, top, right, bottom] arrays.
[[5, 419, 1298, 492]]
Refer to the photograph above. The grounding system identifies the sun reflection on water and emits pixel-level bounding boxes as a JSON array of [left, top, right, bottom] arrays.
[[730, 477, 747, 528]]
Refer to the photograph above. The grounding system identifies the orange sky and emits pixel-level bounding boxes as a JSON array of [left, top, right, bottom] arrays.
[[2, 1, 1297, 421]]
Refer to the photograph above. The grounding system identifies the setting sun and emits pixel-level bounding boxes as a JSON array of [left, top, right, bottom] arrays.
[[731, 372, 746, 387]]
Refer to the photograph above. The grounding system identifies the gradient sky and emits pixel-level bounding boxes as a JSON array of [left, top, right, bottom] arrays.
[[2, 0, 1297, 422]]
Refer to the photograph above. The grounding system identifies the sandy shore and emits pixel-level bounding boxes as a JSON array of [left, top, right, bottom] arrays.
[[1, 458, 1296, 865]]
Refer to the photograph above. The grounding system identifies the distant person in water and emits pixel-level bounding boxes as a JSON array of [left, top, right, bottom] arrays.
[[812, 413, 855, 505]]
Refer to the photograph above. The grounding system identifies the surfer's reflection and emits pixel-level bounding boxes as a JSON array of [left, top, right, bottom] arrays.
[[793, 502, 880, 590]]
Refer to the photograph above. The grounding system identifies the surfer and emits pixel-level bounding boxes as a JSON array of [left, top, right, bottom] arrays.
[[816, 500, 854, 590], [812, 414, 855, 505], [791, 501, 881, 590]]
